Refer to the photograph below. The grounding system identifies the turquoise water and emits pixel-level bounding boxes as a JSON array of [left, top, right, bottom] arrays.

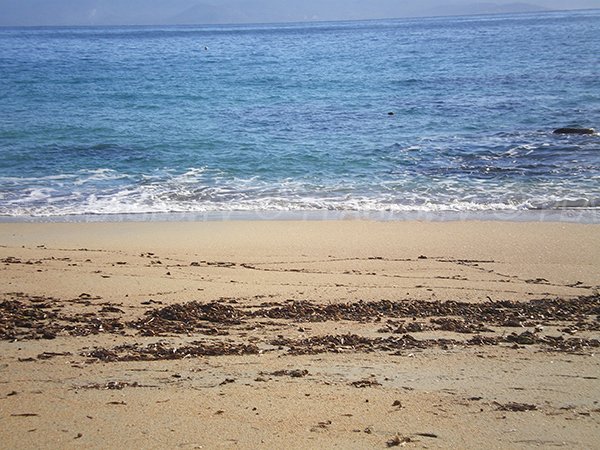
[[0, 10, 599, 219]]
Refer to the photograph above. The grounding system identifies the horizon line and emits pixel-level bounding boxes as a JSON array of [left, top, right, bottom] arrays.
[[0, 7, 598, 30]]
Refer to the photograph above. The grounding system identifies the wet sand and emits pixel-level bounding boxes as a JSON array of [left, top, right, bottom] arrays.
[[1, 220, 599, 448]]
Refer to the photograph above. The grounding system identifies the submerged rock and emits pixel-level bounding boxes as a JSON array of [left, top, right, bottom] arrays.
[[553, 127, 596, 135]]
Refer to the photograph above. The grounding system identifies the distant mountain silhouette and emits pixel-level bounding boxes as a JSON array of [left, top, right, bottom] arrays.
[[430, 2, 550, 16], [0, 0, 595, 26], [168, 3, 251, 25]]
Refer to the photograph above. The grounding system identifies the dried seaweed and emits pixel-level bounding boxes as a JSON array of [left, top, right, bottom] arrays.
[[269, 369, 309, 378], [271, 333, 442, 355], [2, 293, 598, 360], [0, 296, 60, 340], [495, 402, 538, 412], [129, 301, 243, 336], [82, 340, 260, 362], [270, 331, 599, 355], [271, 333, 384, 355], [252, 296, 600, 327], [80, 381, 141, 390], [379, 320, 433, 333], [431, 317, 493, 334], [0, 293, 125, 340], [351, 378, 382, 388], [387, 435, 412, 447]]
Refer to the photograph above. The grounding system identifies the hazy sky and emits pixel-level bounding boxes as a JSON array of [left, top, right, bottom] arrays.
[[0, 0, 599, 26]]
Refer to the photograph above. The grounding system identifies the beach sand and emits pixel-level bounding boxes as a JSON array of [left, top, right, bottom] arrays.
[[1, 220, 599, 449]]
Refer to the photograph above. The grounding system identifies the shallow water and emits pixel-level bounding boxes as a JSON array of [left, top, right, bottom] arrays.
[[0, 10, 599, 219]]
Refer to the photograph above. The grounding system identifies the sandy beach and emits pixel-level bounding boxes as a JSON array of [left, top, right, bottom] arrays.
[[1, 220, 599, 449]]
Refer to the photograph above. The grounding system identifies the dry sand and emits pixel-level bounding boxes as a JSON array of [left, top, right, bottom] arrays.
[[1, 220, 599, 449]]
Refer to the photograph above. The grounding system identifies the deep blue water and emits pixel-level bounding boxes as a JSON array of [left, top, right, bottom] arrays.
[[0, 10, 599, 219]]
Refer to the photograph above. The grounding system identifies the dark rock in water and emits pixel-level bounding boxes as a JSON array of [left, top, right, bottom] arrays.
[[553, 127, 596, 135]]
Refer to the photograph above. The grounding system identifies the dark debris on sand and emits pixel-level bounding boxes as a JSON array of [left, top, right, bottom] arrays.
[[270, 331, 599, 355], [2, 292, 598, 358], [268, 369, 309, 378], [82, 340, 260, 362], [0, 293, 125, 341], [250, 296, 600, 329], [80, 381, 142, 390], [351, 378, 382, 388], [129, 301, 243, 336], [494, 401, 538, 412]]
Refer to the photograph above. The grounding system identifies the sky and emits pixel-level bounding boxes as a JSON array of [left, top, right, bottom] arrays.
[[0, 0, 598, 26]]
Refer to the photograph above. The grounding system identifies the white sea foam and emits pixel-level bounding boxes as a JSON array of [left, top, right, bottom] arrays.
[[2, 162, 598, 219], [0, 188, 585, 218], [72, 169, 133, 185]]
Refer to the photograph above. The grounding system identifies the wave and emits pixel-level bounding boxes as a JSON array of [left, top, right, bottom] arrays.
[[2, 191, 599, 218], [2, 162, 600, 218]]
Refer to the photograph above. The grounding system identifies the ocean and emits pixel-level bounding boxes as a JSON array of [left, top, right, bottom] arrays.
[[0, 10, 599, 221]]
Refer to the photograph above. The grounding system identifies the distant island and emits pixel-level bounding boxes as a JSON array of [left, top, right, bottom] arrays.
[[0, 0, 596, 27]]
